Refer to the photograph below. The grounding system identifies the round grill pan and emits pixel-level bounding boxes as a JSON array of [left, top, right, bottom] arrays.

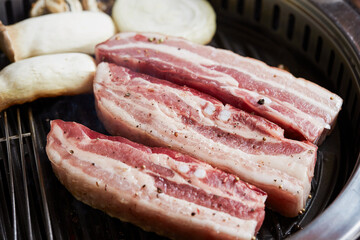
[[0, 0, 359, 239]]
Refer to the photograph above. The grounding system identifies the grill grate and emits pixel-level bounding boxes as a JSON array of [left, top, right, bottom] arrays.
[[0, 108, 53, 240]]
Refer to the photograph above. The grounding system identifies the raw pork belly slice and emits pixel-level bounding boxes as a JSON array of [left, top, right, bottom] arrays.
[[94, 63, 317, 217], [46, 120, 267, 240], [95, 32, 343, 145]]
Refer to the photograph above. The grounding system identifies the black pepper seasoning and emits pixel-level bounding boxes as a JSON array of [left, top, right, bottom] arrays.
[[257, 99, 265, 105]]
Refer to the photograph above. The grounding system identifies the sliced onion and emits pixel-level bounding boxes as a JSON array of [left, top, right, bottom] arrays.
[[112, 0, 216, 44]]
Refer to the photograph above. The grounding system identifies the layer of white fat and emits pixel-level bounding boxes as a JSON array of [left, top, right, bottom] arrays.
[[226, 86, 329, 133], [100, 38, 341, 118], [51, 132, 260, 238], [163, 154, 265, 209], [98, 42, 238, 87], [174, 161, 267, 206], [46, 140, 62, 164], [214, 105, 284, 139], [159, 154, 266, 206]]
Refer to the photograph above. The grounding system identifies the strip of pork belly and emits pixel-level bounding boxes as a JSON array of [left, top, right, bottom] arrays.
[[46, 120, 266, 240], [94, 63, 317, 217], [95, 32, 343, 145]]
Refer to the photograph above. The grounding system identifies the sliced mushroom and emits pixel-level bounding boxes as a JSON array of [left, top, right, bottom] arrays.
[[0, 12, 116, 62], [0, 53, 96, 112]]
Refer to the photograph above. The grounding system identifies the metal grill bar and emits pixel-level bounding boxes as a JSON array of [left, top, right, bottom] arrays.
[[28, 108, 53, 240], [0, 133, 31, 143], [4, 111, 17, 240], [0, 113, 11, 240], [17, 108, 33, 240], [0, 204, 7, 239]]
